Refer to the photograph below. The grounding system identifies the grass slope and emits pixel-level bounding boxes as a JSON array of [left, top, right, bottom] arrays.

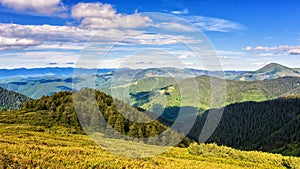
[[0, 124, 299, 168]]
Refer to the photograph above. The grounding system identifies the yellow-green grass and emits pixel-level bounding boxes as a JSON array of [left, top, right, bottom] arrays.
[[1, 123, 299, 168]]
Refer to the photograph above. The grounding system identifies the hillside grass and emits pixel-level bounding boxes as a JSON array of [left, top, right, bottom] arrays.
[[0, 123, 299, 169]]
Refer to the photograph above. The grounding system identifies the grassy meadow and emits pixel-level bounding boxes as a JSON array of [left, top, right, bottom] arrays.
[[0, 123, 299, 169]]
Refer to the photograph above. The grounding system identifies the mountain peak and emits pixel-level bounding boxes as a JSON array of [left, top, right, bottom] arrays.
[[256, 63, 290, 73]]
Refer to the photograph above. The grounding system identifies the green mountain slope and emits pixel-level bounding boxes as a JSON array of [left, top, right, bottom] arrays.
[[187, 97, 300, 156], [1, 89, 188, 147], [0, 87, 30, 111], [127, 76, 300, 112], [0, 76, 110, 99]]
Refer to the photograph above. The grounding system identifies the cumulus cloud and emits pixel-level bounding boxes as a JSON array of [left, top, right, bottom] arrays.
[[186, 16, 243, 32], [71, 2, 116, 19], [0, 0, 65, 14], [71, 2, 152, 29], [0, 36, 42, 50], [244, 45, 300, 55]]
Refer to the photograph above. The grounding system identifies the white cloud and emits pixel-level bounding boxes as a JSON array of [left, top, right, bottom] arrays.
[[156, 15, 242, 33], [178, 54, 189, 59], [218, 55, 228, 59], [0, 23, 95, 43], [216, 50, 244, 56], [171, 8, 189, 15], [182, 61, 194, 66], [253, 46, 277, 51], [0, 23, 145, 45], [186, 16, 243, 32], [0, 36, 42, 50], [71, 2, 152, 29], [157, 22, 197, 32], [244, 46, 253, 51], [288, 49, 300, 55], [38, 43, 85, 50], [118, 33, 200, 45], [0, 23, 199, 51], [244, 45, 300, 55], [72, 2, 116, 19], [0, 0, 65, 14], [256, 53, 275, 57]]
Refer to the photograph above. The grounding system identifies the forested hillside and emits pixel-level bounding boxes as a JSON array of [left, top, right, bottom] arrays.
[[0, 87, 30, 111], [1, 89, 189, 146], [187, 97, 300, 156]]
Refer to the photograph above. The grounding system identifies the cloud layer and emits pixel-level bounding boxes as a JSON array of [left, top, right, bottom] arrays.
[[0, 0, 65, 14], [0, 1, 244, 49], [186, 16, 243, 32], [245, 45, 300, 55], [0, 1, 248, 69]]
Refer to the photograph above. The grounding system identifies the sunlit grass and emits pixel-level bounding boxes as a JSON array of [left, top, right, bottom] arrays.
[[1, 123, 299, 168]]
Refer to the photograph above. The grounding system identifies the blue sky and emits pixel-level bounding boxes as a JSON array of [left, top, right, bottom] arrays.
[[0, 0, 299, 70]]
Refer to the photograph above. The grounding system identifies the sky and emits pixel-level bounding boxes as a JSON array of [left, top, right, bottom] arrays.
[[0, 0, 300, 70]]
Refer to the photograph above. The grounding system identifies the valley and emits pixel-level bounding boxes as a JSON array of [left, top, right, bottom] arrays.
[[1, 63, 300, 168]]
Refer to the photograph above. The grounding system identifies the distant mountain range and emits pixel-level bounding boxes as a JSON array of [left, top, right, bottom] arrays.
[[1, 63, 299, 81], [0, 67, 114, 79], [1, 63, 300, 104]]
